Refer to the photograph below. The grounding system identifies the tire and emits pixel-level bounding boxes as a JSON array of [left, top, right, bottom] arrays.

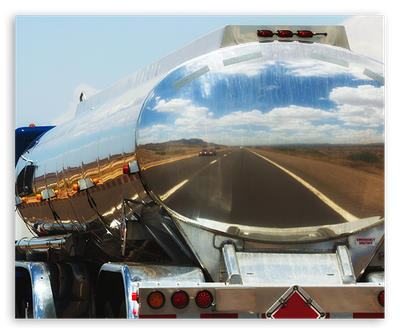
[[103, 300, 115, 318], [118, 302, 126, 318]]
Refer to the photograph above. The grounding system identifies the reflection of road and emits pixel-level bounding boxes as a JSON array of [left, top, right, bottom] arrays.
[[141, 148, 354, 228], [251, 148, 384, 220]]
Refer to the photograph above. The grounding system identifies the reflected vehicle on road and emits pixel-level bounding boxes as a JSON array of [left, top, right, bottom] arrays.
[[199, 148, 217, 156]]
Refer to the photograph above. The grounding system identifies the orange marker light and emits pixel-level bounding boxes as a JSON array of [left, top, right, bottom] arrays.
[[36, 194, 42, 201], [29, 123, 36, 127], [93, 178, 99, 185], [147, 291, 165, 309], [72, 183, 79, 191], [54, 190, 60, 196]]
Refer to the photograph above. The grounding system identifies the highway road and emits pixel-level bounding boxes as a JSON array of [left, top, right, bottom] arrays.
[[140, 148, 362, 228]]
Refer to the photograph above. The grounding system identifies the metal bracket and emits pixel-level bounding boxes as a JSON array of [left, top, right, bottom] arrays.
[[120, 197, 143, 256], [336, 245, 356, 284], [221, 243, 242, 285], [78, 178, 96, 191], [20, 155, 34, 164]]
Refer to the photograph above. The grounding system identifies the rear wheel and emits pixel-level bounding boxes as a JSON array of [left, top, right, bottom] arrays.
[[118, 302, 126, 318], [103, 300, 115, 318]]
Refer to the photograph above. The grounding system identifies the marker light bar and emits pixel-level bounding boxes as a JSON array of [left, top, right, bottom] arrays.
[[257, 29, 327, 38]]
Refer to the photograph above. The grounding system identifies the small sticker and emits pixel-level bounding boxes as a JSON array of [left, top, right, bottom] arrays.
[[223, 51, 263, 67], [310, 52, 349, 67], [172, 66, 210, 90], [363, 68, 385, 85], [356, 237, 376, 246]]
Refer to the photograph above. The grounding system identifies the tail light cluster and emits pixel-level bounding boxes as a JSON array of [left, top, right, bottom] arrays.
[[378, 290, 384, 307], [147, 290, 213, 310], [257, 29, 327, 38]]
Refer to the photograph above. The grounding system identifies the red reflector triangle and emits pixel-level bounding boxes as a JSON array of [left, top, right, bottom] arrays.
[[272, 291, 320, 319], [267, 286, 325, 319]]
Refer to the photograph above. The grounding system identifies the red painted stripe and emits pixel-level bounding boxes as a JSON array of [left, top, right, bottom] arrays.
[[117, 178, 122, 185], [353, 313, 384, 319], [139, 314, 177, 319], [200, 313, 239, 319], [111, 180, 117, 187]]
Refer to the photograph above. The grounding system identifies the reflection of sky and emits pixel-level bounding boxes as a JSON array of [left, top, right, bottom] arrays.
[[138, 58, 384, 146]]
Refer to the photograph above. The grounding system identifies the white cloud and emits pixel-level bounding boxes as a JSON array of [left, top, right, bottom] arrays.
[[153, 98, 210, 118], [214, 106, 333, 131], [145, 86, 384, 144], [285, 60, 368, 79], [329, 85, 384, 127], [51, 83, 100, 126], [341, 16, 384, 63], [329, 127, 383, 144], [139, 124, 170, 137]]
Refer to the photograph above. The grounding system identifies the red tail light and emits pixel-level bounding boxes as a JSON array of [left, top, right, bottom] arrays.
[[297, 30, 314, 38], [195, 290, 213, 308], [378, 291, 384, 306], [257, 30, 274, 37], [277, 30, 293, 37], [171, 291, 189, 309]]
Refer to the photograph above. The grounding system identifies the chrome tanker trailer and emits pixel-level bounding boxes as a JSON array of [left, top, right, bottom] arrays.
[[15, 25, 385, 319]]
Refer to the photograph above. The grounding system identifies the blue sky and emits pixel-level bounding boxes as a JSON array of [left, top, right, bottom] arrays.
[[14, 14, 384, 128]]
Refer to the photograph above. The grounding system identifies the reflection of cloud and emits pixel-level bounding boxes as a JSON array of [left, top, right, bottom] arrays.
[[216, 106, 333, 130], [328, 127, 383, 144], [153, 98, 209, 118], [145, 91, 384, 145], [139, 124, 170, 137], [285, 60, 369, 79], [286, 60, 347, 77], [329, 85, 384, 127], [222, 62, 269, 77], [174, 116, 216, 133]]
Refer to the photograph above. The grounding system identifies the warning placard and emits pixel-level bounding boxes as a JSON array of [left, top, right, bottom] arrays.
[[356, 237, 376, 246]]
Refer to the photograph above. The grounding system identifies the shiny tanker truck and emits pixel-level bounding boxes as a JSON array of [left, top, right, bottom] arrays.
[[15, 25, 385, 318]]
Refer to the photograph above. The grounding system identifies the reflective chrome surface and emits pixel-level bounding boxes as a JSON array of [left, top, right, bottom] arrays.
[[137, 41, 384, 241], [15, 84, 154, 259], [15, 27, 384, 261]]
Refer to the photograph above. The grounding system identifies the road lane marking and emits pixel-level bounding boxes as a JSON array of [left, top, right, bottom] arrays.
[[209, 160, 217, 165], [140, 154, 199, 171], [249, 150, 358, 222], [159, 179, 189, 201]]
